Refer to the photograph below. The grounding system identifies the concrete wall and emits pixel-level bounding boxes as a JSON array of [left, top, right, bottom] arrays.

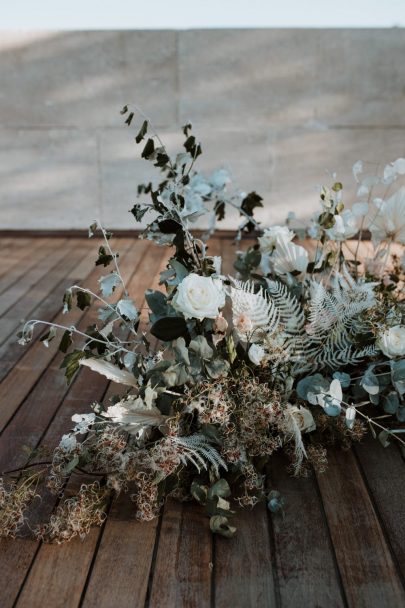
[[0, 29, 404, 231]]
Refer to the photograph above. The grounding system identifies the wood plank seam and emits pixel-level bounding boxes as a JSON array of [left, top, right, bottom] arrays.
[[353, 448, 405, 592]]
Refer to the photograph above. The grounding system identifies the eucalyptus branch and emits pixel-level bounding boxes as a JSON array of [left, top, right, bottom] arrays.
[[99, 225, 128, 296], [21, 320, 133, 354], [70, 285, 138, 336], [130, 104, 175, 172]]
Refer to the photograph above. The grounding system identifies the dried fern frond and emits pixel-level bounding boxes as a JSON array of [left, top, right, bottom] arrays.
[[171, 434, 228, 475], [230, 279, 279, 342]]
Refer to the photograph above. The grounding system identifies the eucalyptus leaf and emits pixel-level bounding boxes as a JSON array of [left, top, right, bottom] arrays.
[[209, 515, 236, 538]]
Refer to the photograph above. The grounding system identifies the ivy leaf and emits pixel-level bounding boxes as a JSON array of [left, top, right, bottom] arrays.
[[182, 122, 192, 136], [124, 111, 135, 126], [135, 119, 148, 144], [150, 316, 188, 342], [76, 290, 91, 311], [40, 326, 57, 348], [60, 350, 86, 384], [214, 200, 225, 221], [59, 330, 73, 354], [154, 151, 170, 167], [130, 204, 149, 222], [158, 219, 182, 234], [95, 246, 114, 267], [99, 272, 121, 298], [63, 289, 73, 314], [141, 138, 155, 160], [241, 191, 263, 216]]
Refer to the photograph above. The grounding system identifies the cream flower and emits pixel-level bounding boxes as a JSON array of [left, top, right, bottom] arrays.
[[378, 325, 405, 358], [172, 273, 225, 320], [258, 225, 294, 253], [248, 343, 266, 366], [284, 404, 316, 433], [272, 240, 309, 275], [367, 187, 405, 245], [234, 313, 254, 336]]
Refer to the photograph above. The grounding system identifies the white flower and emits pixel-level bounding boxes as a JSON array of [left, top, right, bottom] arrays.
[[248, 344, 266, 366], [71, 413, 96, 434], [258, 226, 294, 253], [60, 434, 77, 452], [272, 240, 309, 275], [284, 404, 316, 433], [172, 273, 225, 320], [367, 187, 405, 244], [378, 325, 405, 358], [325, 210, 359, 241]]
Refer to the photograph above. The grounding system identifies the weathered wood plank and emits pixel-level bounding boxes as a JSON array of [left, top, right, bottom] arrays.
[[0, 239, 133, 432], [0, 238, 50, 295], [355, 437, 405, 581], [0, 239, 89, 345], [80, 496, 159, 608], [148, 499, 213, 608], [0, 242, 95, 382], [316, 447, 405, 607], [13, 243, 167, 608], [0, 240, 142, 607], [214, 502, 277, 608], [269, 452, 346, 608], [0, 239, 69, 313], [80, 249, 171, 608]]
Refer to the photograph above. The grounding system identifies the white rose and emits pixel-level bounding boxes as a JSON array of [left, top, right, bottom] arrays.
[[248, 343, 266, 366], [172, 273, 225, 320], [284, 404, 316, 433], [378, 325, 405, 358], [258, 226, 294, 253]]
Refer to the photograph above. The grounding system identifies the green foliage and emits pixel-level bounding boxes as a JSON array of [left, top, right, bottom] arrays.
[[60, 350, 86, 384]]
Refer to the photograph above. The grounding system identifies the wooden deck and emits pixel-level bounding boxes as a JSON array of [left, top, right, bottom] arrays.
[[0, 235, 404, 608]]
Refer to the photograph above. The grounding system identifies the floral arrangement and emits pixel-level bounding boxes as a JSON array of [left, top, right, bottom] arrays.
[[2, 107, 405, 542]]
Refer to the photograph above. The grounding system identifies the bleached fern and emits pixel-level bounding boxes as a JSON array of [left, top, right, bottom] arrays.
[[230, 279, 279, 342], [171, 434, 228, 474], [305, 269, 378, 369], [265, 279, 311, 362]]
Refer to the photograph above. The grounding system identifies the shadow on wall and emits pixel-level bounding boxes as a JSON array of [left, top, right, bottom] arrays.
[[0, 29, 404, 230]]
